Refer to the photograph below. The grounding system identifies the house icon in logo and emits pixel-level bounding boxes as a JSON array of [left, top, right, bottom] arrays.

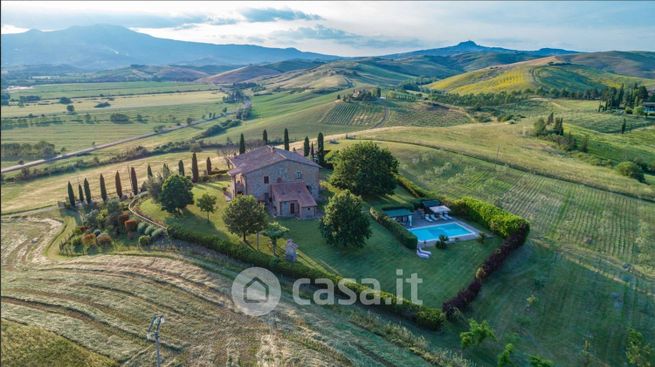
[[243, 276, 269, 303], [231, 267, 281, 316]]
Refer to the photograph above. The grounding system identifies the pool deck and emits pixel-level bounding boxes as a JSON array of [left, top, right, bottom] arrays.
[[402, 212, 481, 246]]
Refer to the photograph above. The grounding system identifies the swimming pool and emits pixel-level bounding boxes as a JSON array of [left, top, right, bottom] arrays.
[[409, 222, 476, 242]]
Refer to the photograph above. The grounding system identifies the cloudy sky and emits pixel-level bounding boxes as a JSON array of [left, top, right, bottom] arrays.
[[2, 1, 654, 56]]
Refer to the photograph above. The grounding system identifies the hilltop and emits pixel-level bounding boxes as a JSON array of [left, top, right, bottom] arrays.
[[0, 24, 336, 69], [428, 56, 655, 94]]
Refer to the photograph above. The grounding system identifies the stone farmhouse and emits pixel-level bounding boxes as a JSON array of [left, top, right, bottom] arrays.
[[227, 146, 320, 219]]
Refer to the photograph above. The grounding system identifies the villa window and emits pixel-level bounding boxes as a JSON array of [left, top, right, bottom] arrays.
[[264, 176, 269, 184], [296, 170, 302, 179]]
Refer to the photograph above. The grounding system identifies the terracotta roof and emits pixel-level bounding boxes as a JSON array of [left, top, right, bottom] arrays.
[[228, 146, 319, 175], [271, 182, 317, 208]]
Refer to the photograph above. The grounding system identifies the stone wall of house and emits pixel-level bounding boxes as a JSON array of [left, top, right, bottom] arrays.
[[244, 161, 319, 201], [275, 200, 316, 219]]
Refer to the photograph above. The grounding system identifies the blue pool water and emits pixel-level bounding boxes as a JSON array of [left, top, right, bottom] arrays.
[[409, 223, 475, 242]]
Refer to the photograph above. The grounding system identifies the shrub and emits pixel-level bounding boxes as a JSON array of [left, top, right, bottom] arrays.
[[97, 233, 112, 246], [124, 219, 138, 233], [144, 225, 156, 236], [81, 233, 97, 247], [117, 213, 129, 231], [138, 235, 151, 246], [396, 174, 436, 199], [616, 161, 645, 182], [369, 207, 417, 249], [450, 196, 528, 237], [415, 308, 445, 330], [151, 228, 164, 240], [137, 222, 147, 234]]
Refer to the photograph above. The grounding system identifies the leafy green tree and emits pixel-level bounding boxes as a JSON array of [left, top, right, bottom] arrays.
[[317, 132, 325, 165], [528, 355, 554, 367], [626, 328, 654, 367], [99, 174, 108, 202], [533, 117, 546, 136], [67, 181, 76, 208], [144, 175, 164, 201], [160, 175, 194, 214], [330, 142, 399, 197], [497, 343, 515, 367], [303, 136, 310, 157], [262, 129, 268, 144], [223, 195, 268, 242], [59, 96, 72, 104], [197, 193, 217, 221], [239, 133, 246, 154], [320, 190, 371, 247], [115, 171, 123, 198], [284, 128, 290, 151], [83, 178, 92, 205], [206, 157, 212, 174], [130, 167, 138, 195], [191, 153, 199, 182], [178, 160, 185, 176], [66, 104, 75, 113], [262, 222, 289, 256], [616, 161, 645, 182], [460, 319, 496, 349]]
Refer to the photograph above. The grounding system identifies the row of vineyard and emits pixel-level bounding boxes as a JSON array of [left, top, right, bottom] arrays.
[[319, 102, 385, 126]]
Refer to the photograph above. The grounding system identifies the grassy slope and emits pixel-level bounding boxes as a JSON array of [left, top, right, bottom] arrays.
[[350, 139, 655, 366], [1, 320, 116, 367], [428, 61, 655, 94], [1, 213, 434, 366]]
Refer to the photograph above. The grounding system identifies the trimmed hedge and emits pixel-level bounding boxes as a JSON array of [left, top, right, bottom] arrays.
[[144, 225, 156, 236], [168, 224, 444, 330], [369, 207, 418, 250], [137, 222, 147, 234], [395, 174, 530, 318], [450, 196, 529, 238]]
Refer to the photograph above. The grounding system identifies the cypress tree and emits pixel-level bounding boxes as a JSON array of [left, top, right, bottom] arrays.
[[147, 164, 153, 178], [115, 171, 123, 198], [317, 132, 325, 165], [178, 160, 185, 176], [239, 133, 246, 154], [130, 167, 138, 195], [99, 174, 108, 202], [67, 181, 76, 208], [83, 178, 92, 205], [284, 128, 290, 151], [621, 119, 626, 134], [191, 153, 199, 182], [303, 136, 310, 157], [78, 184, 84, 206], [310, 142, 315, 161], [206, 157, 212, 174], [162, 163, 171, 179], [262, 129, 268, 145]]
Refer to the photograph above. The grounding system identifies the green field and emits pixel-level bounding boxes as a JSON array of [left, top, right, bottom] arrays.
[[320, 101, 385, 126], [5, 81, 217, 99], [429, 60, 655, 94]]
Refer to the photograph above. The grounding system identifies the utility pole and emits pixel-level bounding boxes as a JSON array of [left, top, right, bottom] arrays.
[[146, 314, 165, 367]]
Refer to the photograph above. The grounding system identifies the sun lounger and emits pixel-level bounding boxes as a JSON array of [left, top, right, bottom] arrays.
[[424, 215, 433, 222], [416, 249, 430, 259]]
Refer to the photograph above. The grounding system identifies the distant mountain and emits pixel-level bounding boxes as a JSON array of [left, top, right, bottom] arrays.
[[427, 56, 655, 94], [385, 40, 578, 59], [0, 24, 337, 70]]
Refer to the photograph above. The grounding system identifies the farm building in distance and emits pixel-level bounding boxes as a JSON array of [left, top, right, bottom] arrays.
[[227, 146, 320, 218], [643, 102, 655, 113]]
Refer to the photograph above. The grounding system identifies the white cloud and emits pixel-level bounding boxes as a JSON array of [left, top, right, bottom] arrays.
[[1, 24, 29, 34]]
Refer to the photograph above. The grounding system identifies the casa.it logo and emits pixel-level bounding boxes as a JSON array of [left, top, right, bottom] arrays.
[[231, 267, 281, 316]]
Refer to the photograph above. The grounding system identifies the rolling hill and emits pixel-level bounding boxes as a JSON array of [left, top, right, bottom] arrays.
[[428, 56, 655, 94], [0, 24, 336, 69], [558, 51, 655, 78], [385, 40, 577, 58], [198, 60, 325, 84]]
